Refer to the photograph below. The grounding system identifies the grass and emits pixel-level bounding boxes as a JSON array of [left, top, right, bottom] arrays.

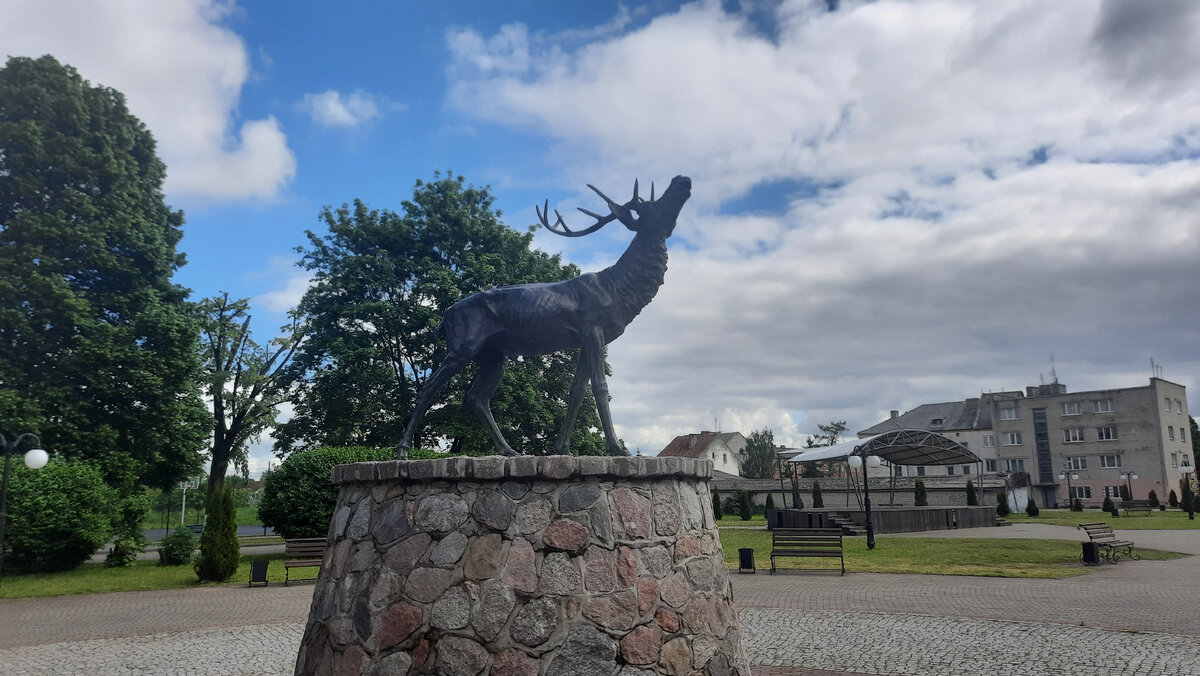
[[1007, 508, 1200, 530], [0, 552, 316, 600], [718, 530, 1185, 578], [716, 514, 767, 527]]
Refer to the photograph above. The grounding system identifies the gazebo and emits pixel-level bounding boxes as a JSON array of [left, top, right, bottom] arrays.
[[785, 429, 986, 547]]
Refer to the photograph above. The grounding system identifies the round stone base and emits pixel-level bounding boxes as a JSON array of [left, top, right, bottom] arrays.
[[295, 455, 748, 675]]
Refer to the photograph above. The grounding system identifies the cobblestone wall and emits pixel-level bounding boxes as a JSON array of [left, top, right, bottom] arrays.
[[296, 456, 748, 675]]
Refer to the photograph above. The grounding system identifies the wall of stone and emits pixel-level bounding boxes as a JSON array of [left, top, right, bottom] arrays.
[[296, 456, 748, 676]]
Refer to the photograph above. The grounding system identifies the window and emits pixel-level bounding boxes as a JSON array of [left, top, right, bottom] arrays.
[[1094, 399, 1113, 413], [1060, 402, 1081, 416], [931, 418, 944, 425], [962, 465, 972, 475], [1063, 428, 1085, 443], [1069, 486, 1092, 499], [1171, 452, 1178, 468], [1169, 426, 1175, 441], [986, 459, 998, 472], [1069, 456, 1087, 470], [983, 434, 996, 447], [1181, 427, 1187, 443], [1002, 432, 1022, 446], [1104, 485, 1125, 500], [1096, 426, 1117, 441], [916, 466, 926, 477], [999, 407, 1018, 420], [947, 466, 955, 475], [1100, 454, 1122, 468], [723, 453, 727, 463], [1005, 459, 1025, 472], [1166, 397, 1173, 412], [1177, 399, 1184, 414]]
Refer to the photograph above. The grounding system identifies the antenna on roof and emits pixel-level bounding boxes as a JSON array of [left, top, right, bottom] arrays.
[[1150, 358, 1163, 379], [1050, 352, 1058, 383]]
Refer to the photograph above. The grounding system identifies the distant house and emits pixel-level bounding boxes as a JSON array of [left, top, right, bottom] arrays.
[[658, 431, 748, 476]]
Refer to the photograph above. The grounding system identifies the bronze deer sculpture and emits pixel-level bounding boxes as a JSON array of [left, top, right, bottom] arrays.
[[395, 175, 692, 458]]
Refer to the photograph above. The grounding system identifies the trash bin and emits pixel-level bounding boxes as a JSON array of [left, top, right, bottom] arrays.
[[1081, 542, 1100, 566], [738, 548, 755, 574]]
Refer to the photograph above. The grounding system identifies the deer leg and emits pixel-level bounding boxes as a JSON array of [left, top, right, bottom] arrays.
[[395, 354, 470, 459], [555, 349, 591, 455], [465, 351, 518, 457], [584, 329, 628, 456]]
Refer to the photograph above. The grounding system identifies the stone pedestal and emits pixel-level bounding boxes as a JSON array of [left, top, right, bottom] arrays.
[[296, 456, 748, 675]]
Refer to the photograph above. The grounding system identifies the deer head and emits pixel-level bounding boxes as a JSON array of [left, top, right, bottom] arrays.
[[537, 175, 692, 239]]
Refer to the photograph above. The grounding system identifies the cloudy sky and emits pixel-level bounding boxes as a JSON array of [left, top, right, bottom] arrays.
[[5, 0, 1198, 474]]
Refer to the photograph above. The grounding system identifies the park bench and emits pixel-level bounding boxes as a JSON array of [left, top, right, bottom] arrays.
[[1121, 499, 1154, 517], [1077, 522, 1139, 564], [769, 528, 844, 575], [283, 537, 328, 585]]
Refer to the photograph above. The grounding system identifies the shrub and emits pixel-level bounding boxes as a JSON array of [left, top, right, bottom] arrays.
[[258, 446, 393, 538], [765, 493, 775, 510], [712, 491, 723, 520], [1147, 490, 1160, 509], [1102, 495, 1115, 513], [811, 481, 824, 508], [4, 460, 117, 573], [195, 484, 239, 582], [913, 480, 928, 506], [965, 480, 978, 506], [1072, 498, 1084, 512], [1169, 490, 1179, 508], [159, 526, 197, 566], [1025, 497, 1039, 517], [996, 492, 1010, 517], [738, 490, 751, 521], [105, 493, 150, 568]]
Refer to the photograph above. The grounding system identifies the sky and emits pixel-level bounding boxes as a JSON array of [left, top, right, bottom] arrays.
[[5, 0, 1199, 477]]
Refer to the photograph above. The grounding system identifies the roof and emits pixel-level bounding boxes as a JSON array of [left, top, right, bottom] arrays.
[[858, 399, 992, 436], [659, 431, 741, 458], [787, 429, 981, 466]]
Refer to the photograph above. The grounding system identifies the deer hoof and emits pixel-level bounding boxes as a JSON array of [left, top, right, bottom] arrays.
[[394, 443, 409, 460]]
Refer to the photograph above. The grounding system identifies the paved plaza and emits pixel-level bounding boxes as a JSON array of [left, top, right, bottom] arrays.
[[1, 524, 1197, 675]]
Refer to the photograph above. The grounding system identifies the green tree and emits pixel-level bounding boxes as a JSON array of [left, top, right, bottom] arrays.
[[996, 492, 1011, 517], [740, 428, 775, 479], [1148, 490, 1160, 509], [1169, 490, 1179, 508], [198, 293, 301, 497], [738, 489, 751, 521], [274, 173, 605, 457], [1102, 495, 1115, 513], [194, 484, 238, 581], [1191, 415, 1198, 466], [765, 493, 775, 510], [811, 480, 824, 508], [712, 490, 723, 521], [965, 479, 978, 506], [1072, 498, 1083, 512], [258, 446, 394, 538], [0, 56, 208, 490], [4, 459, 117, 572], [104, 493, 150, 568], [913, 479, 928, 506], [1025, 496, 1039, 517]]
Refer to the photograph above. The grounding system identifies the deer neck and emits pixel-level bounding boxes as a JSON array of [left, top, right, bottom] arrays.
[[598, 231, 668, 326]]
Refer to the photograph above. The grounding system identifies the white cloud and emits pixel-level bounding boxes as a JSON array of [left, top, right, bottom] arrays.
[[1, 0, 296, 201], [300, 89, 389, 127], [255, 272, 313, 314], [447, 1, 1200, 451]]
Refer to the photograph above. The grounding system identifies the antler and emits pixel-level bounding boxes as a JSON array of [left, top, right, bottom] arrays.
[[537, 180, 650, 237]]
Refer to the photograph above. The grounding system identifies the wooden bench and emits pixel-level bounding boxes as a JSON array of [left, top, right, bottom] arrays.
[[284, 537, 327, 585], [769, 528, 844, 575], [1121, 499, 1154, 517], [1077, 522, 1139, 563]]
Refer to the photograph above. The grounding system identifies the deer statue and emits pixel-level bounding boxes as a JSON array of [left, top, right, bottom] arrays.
[[394, 175, 692, 458]]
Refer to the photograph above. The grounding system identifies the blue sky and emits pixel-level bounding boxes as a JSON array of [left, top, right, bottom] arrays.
[[6, 1, 1200, 477]]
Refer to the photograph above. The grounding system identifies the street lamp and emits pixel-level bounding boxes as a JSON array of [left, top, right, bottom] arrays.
[[1180, 462, 1196, 520], [1119, 472, 1138, 500], [1, 433, 49, 587], [1057, 470, 1079, 509], [847, 452, 882, 550]]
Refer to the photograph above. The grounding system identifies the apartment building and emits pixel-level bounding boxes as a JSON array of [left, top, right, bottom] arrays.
[[860, 378, 1191, 508]]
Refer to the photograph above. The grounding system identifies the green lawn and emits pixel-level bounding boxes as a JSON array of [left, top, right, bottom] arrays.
[[718, 530, 1185, 578], [716, 515, 767, 527], [1007, 508, 1200, 530]]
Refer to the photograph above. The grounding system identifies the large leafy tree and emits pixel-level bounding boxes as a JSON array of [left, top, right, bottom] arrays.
[[198, 293, 301, 496], [0, 55, 208, 489], [740, 427, 776, 479], [274, 172, 604, 456]]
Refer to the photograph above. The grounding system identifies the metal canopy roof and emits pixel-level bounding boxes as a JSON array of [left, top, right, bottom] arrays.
[[786, 429, 981, 466]]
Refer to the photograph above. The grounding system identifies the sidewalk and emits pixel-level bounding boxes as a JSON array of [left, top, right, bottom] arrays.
[[2, 525, 1197, 675]]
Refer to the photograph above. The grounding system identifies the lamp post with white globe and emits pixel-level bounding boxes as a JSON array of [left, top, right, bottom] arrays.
[[0, 433, 49, 587], [847, 452, 883, 549], [1181, 462, 1196, 521]]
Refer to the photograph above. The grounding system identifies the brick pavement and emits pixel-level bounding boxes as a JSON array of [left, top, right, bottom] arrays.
[[0, 525, 1195, 675]]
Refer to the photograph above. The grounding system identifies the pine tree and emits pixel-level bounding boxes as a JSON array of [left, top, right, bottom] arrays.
[[913, 479, 928, 506], [738, 490, 752, 521], [712, 491, 723, 521], [1025, 496, 1039, 517], [996, 492, 1011, 517], [194, 485, 239, 581], [1148, 490, 1160, 509], [1102, 495, 1115, 513], [811, 480, 824, 508], [1169, 490, 1179, 508], [1072, 498, 1084, 512], [965, 480, 978, 506], [765, 493, 776, 510]]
